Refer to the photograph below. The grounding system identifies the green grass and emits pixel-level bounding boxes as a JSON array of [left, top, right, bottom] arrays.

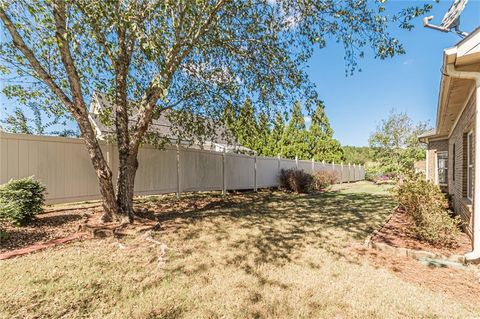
[[0, 181, 476, 318]]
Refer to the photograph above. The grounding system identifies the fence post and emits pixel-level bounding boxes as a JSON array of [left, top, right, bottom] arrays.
[[311, 158, 315, 173], [176, 144, 181, 198], [341, 162, 344, 183], [322, 160, 325, 171], [353, 164, 356, 181], [222, 149, 226, 196], [254, 152, 258, 192], [277, 154, 281, 189], [295, 156, 298, 169], [332, 160, 335, 173], [348, 163, 351, 183]]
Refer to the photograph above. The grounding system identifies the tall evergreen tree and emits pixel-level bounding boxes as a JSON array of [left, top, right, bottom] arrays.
[[308, 101, 344, 162], [222, 101, 239, 145], [234, 98, 259, 152], [266, 112, 286, 156], [280, 101, 310, 159], [256, 112, 271, 156]]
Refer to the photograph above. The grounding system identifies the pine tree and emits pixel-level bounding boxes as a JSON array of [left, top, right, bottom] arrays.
[[256, 112, 271, 156], [222, 101, 239, 145], [280, 101, 310, 159], [266, 112, 286, 156], [234, 98, 259, 152], [308, 101, 344, 162]]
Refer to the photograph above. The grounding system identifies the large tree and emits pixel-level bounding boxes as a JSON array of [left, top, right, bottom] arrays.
[[369, 110, 430, 173], [308, 100, 344, 162], [256, 112, 271, 156], [280, 101, 310, 159], [232, 98, 259, 152], [266, 112, 286, 157], [0, 0, 431, 222]]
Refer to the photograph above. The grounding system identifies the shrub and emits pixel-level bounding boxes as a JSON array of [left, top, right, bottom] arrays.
[[392, 173, 461, 246], [0, 176, 46, 226], [311, 171, 338, 191], [279, 168, 313, 193]]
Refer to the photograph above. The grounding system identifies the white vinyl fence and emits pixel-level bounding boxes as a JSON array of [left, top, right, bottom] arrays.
[[0, 132, 365, 204]]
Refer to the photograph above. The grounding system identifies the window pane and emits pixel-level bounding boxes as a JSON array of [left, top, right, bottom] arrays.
[[468, 134, 473, 165], [439, 158, 447, 169], [468, 167, 473, 199], [438, 168, 447, 184], [437, 152, 448, 184]]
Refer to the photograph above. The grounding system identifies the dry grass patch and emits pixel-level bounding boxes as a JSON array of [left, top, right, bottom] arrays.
[[1, 182, 478, 318]]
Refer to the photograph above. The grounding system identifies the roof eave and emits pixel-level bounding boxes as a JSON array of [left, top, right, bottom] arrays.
[[435, 47, 457, 135]]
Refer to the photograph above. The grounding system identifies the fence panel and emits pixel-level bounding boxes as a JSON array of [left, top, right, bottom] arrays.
[[298, 160, 313, 173], [225, 153, 254, 190], [134, 145, 178, 195], [181, 148, 223, 192], [0, 133, 101, 204], [280, 159, 296, 170], [256, 157, 279, 188]]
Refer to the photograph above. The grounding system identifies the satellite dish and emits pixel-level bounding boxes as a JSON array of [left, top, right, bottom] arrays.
[[423, 0, 469, 37]]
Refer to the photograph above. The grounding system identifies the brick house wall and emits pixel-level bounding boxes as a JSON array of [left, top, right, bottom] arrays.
[[426, 139, 448, 188], [447, 92, 476, 238]]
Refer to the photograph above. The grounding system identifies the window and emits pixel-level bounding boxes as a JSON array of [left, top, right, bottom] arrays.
[[467, 131, 474, 201], [437, 151, 448, 185]]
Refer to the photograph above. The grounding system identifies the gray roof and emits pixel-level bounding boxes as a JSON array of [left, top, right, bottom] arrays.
[[417, 129, 437, 139], [88, 92, 237, 147]]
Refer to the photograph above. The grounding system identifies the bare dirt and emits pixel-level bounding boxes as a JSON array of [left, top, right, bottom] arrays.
[[0, 209, 91, 253], [371, 209, 472, 256], [354, 245, 480, 313]]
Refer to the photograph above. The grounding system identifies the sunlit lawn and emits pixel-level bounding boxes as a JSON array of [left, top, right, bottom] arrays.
[[0, 181, 476, 318]]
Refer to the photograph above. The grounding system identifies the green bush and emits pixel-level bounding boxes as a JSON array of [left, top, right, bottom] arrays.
[[0, 176, 46, 226], [311, 171, 338, 191], [392, 173, 461, 246], [279, 168, 313, 193]]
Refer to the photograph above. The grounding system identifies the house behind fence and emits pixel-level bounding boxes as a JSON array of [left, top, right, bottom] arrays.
[[0, 132, 365, 205]]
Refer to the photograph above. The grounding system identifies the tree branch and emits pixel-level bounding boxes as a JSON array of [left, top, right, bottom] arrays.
[[130, 0, 228, 150], [0, 6, 73, 110], [52, 0, 88, 115]]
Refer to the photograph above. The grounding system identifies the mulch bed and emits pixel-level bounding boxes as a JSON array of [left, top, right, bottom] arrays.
[[0, 193, 240, 255], [354, 245, 480, 313], [371, 209, 472, 256], [0, 209, 94, 253]]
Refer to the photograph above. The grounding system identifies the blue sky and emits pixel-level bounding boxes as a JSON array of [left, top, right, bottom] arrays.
[[1, 1, 479, 146], [310, 0, 480, 146]]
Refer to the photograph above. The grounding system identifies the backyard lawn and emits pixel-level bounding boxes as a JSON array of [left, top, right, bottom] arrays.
[[1, 181, 479, 318]]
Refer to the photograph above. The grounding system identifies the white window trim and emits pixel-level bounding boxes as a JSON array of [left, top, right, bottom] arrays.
[[437, 151, 448, 186], [467, 130, 474, 201], [426, 149, 430, 181]]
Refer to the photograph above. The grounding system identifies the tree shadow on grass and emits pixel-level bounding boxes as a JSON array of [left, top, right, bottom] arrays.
[[147, 188, 394, 275]]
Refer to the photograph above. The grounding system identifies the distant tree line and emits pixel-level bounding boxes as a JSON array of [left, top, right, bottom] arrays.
[[224, 99, 345, 163], [341, 146, 376, 165]]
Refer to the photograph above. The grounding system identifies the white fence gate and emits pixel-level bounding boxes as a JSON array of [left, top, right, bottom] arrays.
[[0, 132, 365, 204]]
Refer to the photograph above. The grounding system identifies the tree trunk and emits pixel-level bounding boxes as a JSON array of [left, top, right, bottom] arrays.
[[78, 118, 118, 222], [116, 152, 138, 223]]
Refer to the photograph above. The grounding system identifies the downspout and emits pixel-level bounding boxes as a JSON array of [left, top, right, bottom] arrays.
[[445, 63, 480, 261]]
